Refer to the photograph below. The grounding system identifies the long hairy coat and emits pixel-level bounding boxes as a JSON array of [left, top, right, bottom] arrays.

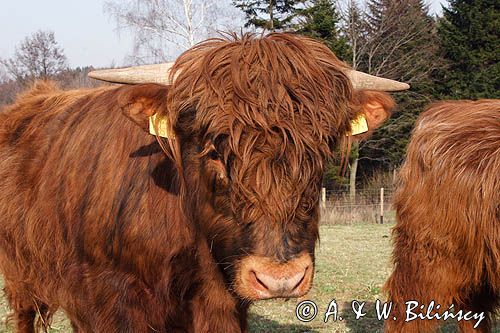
[[0, 33, 388, 332], [385, 100, 500, 333]]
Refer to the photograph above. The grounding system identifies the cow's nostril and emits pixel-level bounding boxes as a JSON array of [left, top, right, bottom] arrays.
[[292, 266, 308, 291], [252, 271, 269, 291]]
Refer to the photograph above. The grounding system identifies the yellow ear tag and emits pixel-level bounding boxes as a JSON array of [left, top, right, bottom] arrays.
[[149, 114, 172, 138], [349, 114, 369, 136]]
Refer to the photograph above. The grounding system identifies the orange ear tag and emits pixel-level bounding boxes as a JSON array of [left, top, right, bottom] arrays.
[[149, 114, 172, 138], [349, 114, 369, 136]]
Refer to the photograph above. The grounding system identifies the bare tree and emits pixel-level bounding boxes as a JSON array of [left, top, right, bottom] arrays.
[[105, 0, 244, 64], [342, 0, 364, 68], [361, 0, 439, 83], [0, 67, 8, 84], [342, 0, 440, 81], [0, 30, 68, 82]]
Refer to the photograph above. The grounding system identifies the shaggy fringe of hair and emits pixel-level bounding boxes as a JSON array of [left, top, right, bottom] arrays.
[[159, 32, 357, 225]]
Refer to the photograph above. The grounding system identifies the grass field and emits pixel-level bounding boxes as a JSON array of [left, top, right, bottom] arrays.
[[0, 223, 498, 332]]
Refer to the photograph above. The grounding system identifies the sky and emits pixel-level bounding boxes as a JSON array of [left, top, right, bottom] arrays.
[[0, 0, 448, 69]]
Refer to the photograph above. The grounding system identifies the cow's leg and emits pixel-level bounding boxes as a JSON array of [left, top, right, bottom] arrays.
[[384, 268, 439, 333], [191, 239, 242, 333], [4, 285, 34, 333], [238, 301, 250, 333], [14, 307, 36, 333], [384, 250, 466, 333], [61, 269, 169, 333], [73, 294, 167, 333], [191, 292, 242, 333], [3, 284, 49, 333], [457, 285, 497, 333], [70, 320, 82, 333]]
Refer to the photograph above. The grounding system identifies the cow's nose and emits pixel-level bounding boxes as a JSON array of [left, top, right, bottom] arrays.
[[238, 252, 313, 300], [252, 268, 307, 295]]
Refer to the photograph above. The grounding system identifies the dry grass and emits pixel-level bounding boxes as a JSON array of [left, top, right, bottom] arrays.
[[0, 223, 498, 332], [320, 188, 395, 225]]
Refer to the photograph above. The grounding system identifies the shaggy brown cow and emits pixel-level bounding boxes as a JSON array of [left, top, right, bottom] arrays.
[[385, 100, 500, 333], [0, 33, 407, 332]]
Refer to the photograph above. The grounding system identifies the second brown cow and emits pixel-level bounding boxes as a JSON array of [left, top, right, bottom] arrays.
[[385, 100, 500, 332]]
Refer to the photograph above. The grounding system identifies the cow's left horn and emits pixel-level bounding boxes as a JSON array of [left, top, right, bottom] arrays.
[[346, 70, 410, 91], [88, 63, 175, 85]]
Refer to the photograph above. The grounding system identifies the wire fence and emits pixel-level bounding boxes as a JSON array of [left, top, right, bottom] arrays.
[[320, 187, 395, 225]]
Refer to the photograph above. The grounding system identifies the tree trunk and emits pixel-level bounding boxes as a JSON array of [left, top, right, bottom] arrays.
[[349, 142, 359, 203], [349, 157, 358, 203], [269, 0, 274, 31]]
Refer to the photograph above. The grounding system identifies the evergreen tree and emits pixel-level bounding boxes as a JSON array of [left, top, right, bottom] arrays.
[[233, 0, 306, 31], [296, 0, 351, 60], [435, 0, 499, 99]]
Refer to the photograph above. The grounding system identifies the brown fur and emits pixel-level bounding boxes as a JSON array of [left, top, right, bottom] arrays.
[[385, 100, 500, 332], [0, 33, 393, 332]]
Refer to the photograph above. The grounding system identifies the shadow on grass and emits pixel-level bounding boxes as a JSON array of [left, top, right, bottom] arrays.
[[342, 301, 500, 333], [249, 314, 319, 333], [341, 301, 459, 333], [341, 301, 384, 333]]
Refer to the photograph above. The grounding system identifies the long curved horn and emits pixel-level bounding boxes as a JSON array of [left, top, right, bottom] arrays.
[[88, 63, 174, 85], [346, 70, 410, 91], [89, 63, 410, 91]]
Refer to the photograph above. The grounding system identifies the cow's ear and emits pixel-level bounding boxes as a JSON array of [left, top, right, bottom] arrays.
[[117, 83, 170, 132], [353, 90, 395, 140], [364, 100, 391, 130]]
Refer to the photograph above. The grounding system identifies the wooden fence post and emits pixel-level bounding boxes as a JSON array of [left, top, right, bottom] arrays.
[[321, 187, 326, 209], [380, 187, 384, 224]]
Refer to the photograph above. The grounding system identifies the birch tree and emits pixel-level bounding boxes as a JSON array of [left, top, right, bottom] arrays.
[[0, 67, 8, 84], [106, 0, 243, 64]]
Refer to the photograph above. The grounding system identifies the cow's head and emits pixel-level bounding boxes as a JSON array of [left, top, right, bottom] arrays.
[[90, 33, 407, 300]]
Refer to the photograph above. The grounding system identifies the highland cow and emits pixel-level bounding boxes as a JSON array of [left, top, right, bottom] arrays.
[[0, 33, 407, 332], [385, 100, 500, 332]]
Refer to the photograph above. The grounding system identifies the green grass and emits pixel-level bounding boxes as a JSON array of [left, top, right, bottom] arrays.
[[0, 223, 498, 332]]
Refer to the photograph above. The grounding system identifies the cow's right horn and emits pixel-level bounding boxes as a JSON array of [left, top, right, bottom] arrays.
[[88, 63, 175, 85]]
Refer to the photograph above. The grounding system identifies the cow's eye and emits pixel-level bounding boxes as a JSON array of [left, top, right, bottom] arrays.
[[208, 148, 220, 160]]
